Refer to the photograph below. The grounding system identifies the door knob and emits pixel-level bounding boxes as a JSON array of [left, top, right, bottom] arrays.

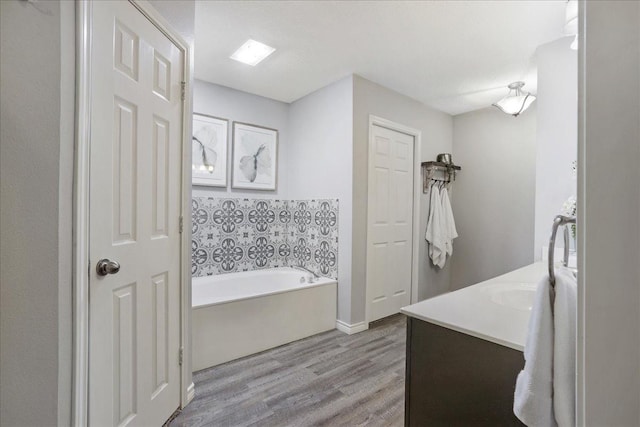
[[96, 259, 120, 276]]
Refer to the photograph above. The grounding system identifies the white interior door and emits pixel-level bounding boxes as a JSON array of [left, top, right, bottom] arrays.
[[88, 1, 184, 425], [367, 124, 414, 322]]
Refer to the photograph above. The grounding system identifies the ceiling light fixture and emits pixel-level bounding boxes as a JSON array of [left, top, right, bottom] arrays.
[[492, 81, 536, 117], [230, 39, 275, 66]]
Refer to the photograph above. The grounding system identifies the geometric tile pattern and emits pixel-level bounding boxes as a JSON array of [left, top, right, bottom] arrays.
[[192, 197, 338, 279], [289, 199, 339, 279]]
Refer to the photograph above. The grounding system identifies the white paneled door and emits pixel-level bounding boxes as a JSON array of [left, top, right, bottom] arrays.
[[88, 2, 184, 425], [367, 124, 415, 322]]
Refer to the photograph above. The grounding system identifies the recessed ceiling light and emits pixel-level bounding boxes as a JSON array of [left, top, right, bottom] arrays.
[[230, 39, 275, 66]]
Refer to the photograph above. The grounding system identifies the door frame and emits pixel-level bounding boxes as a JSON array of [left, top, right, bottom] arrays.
[[365, 115, 422, 325], [72, 1, 194, 424]]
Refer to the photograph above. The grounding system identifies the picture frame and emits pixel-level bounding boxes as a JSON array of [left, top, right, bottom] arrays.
[[231, 122, 278, 190], [192, 113, 228, 187]]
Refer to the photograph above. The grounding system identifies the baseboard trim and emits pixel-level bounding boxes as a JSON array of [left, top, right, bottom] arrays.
[[336, 319, 369, 335], [186, 382, 195, 405]]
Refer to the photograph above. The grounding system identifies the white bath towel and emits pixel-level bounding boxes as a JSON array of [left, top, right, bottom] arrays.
[[440, 188, 458, 256], [425, 185, 446, 268], [552, 268, 577, 427], [514, 274, 555, 427], [514, 269, 577, 427]]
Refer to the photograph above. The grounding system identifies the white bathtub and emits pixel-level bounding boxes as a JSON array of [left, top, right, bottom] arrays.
[[192, 268, 337, 371]]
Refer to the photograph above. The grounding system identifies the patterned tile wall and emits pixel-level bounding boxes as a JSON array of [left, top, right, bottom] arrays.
[[192, 197, 338, 279], [289, 200, 339, 279]]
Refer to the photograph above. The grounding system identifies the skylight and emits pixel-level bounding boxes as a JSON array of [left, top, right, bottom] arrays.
[[230, 39, 275, 66]]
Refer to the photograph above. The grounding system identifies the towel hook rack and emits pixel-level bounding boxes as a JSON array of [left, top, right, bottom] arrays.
[[548, 215, 576, 287], [421, 160, 461, 193]]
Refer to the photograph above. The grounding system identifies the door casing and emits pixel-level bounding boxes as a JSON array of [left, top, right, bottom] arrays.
[[72, 1, 194, 424], [365, 115, 422, 326]]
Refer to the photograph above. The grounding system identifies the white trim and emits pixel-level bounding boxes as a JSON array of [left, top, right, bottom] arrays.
[[186, 382, 195, 404], [71, 1, 91, 424], [72, 1, 193, 423], [336, 320, 369, 335], [364, 115, 422, 325], [576, 1, 586, 424]]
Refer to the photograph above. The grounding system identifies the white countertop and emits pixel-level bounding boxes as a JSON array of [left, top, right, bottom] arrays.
[[401, 262, 547, 351]]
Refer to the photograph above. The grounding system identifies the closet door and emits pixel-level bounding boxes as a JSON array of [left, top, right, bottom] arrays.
[[366, 124, 414, 322]]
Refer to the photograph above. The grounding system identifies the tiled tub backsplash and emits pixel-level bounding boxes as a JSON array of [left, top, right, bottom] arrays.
[[192, 197, 338, 279]]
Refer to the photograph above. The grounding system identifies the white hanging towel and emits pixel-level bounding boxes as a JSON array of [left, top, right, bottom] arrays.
[[440, 187, 458, 256], [513, 269, 577, 427], [425, 185, 446, 268], [552, 268, 577, 427], [513, 274, 555, 427]]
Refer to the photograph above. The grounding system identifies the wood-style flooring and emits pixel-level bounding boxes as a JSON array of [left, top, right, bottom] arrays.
[[171, 314, 406, 427]]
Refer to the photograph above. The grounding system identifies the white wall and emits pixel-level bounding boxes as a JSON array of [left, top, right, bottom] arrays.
[[288, 76, 354, 323], [353, 75, 453, 322], [534, 37, 578, 260], [450, 107, 537, 290], [193, 80, 290, 199], [578, 1, 640, 425], [149, 0, 195, 46]]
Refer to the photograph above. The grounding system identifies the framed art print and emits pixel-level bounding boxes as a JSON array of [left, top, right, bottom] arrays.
[[192, 113, 228, 187], [231, 122, 278, 190]]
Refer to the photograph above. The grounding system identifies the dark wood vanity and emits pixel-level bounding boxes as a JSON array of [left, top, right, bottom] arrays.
[[404, 317, 526, 426], [400, 263, 548, 426]]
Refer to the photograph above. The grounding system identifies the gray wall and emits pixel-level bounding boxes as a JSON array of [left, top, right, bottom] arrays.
[[578, 1, 640, 425], [193, 80, 290, 199], [534, 37, 577, 260], [195, 74, 454, 325], [353, 75, 454, 323], [451, 106, 537, 290], [0, 1, 73, 425], [288, 76, 354, 323]]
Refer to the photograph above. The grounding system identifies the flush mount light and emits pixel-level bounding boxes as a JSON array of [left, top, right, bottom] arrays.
[[492, 82, 536, 117], [230, 39, 275, 66]]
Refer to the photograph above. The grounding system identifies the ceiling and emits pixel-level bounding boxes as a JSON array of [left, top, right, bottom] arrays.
[[195, 1, 568, 116]]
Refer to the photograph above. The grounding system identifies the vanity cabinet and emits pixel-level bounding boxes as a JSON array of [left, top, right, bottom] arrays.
[[404, 317, 525, 426]]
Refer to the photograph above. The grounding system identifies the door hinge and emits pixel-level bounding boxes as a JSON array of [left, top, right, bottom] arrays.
[[179, 215, 184, 233], [179, 347, 184, 366], [180, 81, 186, 101]]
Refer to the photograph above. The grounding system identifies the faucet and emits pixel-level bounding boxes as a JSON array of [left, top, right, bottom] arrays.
[[292, 265, 319, 283]]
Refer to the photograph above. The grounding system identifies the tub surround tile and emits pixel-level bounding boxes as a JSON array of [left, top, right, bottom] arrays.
[[191, 197, 338, 279], [291, 199, 339, 279]]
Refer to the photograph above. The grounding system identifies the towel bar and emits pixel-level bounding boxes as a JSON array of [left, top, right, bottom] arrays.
[[548, 215, 576, 287]]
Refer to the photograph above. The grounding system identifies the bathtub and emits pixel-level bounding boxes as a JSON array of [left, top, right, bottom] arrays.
[[192, 268, 337, 371]]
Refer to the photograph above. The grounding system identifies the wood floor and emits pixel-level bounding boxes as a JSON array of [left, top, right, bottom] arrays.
[[171, 314, 406, 427]]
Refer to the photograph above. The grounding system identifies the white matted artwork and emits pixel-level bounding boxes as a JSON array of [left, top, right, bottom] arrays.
[[232, 122, 278, 190], [192, 113, 228, 187]]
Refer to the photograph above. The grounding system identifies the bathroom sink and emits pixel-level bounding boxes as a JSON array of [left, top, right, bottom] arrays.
[[482, 283, 537, 311]]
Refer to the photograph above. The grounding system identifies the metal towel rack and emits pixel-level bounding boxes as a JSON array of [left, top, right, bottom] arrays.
[[548, 215, 576, 287], [421, 161, 462, 193]]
